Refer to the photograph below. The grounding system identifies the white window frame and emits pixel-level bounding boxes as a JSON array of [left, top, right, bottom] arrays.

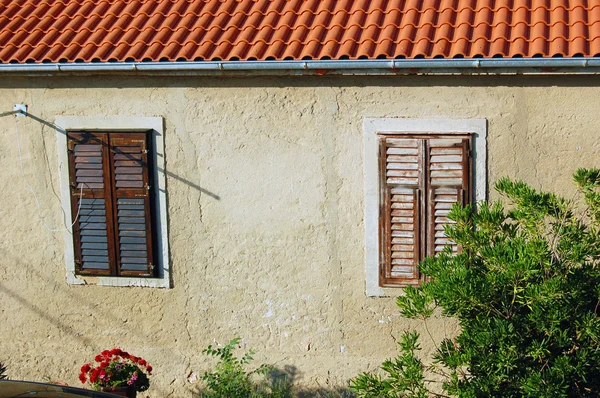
[[364, 118, 487, 297], [56, 116, 170, 288]]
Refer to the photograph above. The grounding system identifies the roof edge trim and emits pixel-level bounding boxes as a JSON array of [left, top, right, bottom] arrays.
[[1, 58, 600, 75]]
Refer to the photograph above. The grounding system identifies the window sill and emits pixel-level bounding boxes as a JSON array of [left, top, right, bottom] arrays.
[[66, 271, 170, 288]]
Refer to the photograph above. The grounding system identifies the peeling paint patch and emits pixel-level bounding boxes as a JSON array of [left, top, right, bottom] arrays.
[[265, 299, 273, 318], [187, 372, 198, 383]]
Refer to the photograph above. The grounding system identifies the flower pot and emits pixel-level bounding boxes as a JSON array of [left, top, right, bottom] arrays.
[[100, 385, 136, 398]]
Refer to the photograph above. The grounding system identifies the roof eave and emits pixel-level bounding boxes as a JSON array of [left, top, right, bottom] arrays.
[[1, 58, 600, 76]]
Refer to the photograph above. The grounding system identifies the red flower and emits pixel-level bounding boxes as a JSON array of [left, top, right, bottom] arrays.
[[81, 349, 152, 388]]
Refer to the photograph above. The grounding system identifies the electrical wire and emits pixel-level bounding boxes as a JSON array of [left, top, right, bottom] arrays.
[[14, 115, 83, 233]]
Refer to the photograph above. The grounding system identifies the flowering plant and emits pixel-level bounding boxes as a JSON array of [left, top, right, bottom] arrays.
[[79, 348, 152, 392]]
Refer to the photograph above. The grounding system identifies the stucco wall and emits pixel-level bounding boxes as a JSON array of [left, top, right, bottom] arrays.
[[0, 75, 598, 396]]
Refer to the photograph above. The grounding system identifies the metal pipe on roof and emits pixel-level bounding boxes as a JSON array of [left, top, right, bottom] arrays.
[[1, 58, 600, 75]]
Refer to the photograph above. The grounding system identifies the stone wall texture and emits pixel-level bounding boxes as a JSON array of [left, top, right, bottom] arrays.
[[0, 74, 599, 396]]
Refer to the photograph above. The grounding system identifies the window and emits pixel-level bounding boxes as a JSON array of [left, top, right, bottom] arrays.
[[67, 131, 155, 277], [379, 135, 471, 287], [364, 118, 486, 296], [57, 116, 169, 288]]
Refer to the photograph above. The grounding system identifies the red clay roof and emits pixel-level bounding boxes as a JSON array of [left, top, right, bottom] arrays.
[[1, 0, 600, 64]]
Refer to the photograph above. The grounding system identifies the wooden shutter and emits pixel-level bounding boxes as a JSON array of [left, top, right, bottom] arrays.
[[427, 137, 471, 256], [379, 135, 473, 288], [379, 137, 424, 286], [109, 133, 155, 277], [68, 132, 116, 276]]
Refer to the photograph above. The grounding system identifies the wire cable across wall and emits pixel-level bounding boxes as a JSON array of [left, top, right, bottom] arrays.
[[3, 108, 84, 233]]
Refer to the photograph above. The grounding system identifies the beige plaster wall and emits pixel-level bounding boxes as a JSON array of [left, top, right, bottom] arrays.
[[0, 75, 598, 396]]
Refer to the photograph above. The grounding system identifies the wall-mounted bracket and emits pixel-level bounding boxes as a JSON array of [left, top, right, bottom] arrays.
[[14, 104, 27, 117]]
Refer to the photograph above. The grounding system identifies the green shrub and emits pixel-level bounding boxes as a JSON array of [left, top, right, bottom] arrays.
[[351, 169, 600, 397], [0, 362, 6, 380], [199, 338, 291, 398]]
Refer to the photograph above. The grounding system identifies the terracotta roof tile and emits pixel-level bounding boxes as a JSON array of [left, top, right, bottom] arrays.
[[2, 0, 600, 64]]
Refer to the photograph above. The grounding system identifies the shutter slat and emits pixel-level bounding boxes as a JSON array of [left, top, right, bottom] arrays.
[[385, 138, 419, 147], [119, 230, 146, 237], [392, 237, 414, 244], [82, 243, 108, 249], [392, 230, 414, 237], [386, 170, 419, 177], [76, 169, 103, 177], [121, 257, 148, 264], [80, 236, 108, 243], [75, 156, 102, 163], [116, 174, 143, 181], [82, 262, 110, 269], [120, 237, 147, 244], [387, 177, 419, 185], [116, 181, 144, 188], [76, 163, 103, 169], [114, 153, 142, 160], [115, 167, 143, 174], [121, 263, 150, 271]]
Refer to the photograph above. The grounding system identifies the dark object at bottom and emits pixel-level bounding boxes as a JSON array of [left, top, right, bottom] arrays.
[[100, 385, 136, 398], [0, 379, 123, 397]]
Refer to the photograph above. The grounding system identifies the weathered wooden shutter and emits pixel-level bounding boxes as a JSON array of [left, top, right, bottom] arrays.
[[68, 132, 116, 275], [109, 133, 154, 277], [379, 137, 424, 286], [427, 137, 471, 256], [379, 135, 473, 288]]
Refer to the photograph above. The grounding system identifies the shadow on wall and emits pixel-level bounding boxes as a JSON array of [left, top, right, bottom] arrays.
[[5, 74, 600, 90], [277, 365, 355, 398], [192, 364, 355, 398], [16, 111, 221, 200], [0, 251, 174, 398]]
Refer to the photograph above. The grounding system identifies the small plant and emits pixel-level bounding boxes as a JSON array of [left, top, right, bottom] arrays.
[[350, 331, 427, 398], [0, 362, 7, 380], [79, 348, 152, 393], [199, 337, 291, 398], [351, 169, 600, 397]]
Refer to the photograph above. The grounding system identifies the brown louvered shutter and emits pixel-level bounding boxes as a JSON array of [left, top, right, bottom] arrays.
[[427, 137, 471, 256], [379, 134, 473, 288], [68, 132, 116, 275], [380, 137, 424, 286], [109, 133, 155, 277]]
